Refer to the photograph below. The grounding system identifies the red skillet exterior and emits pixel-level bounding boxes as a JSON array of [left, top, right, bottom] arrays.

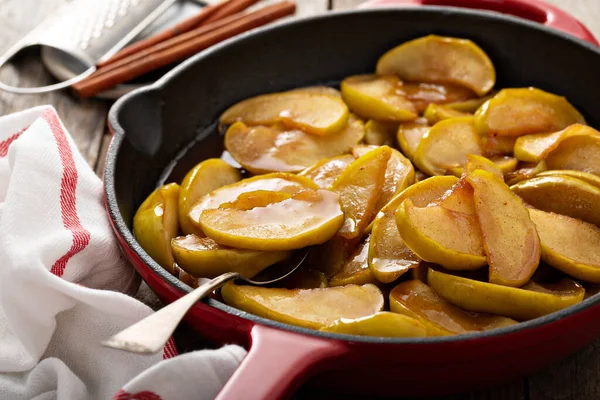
[[105, 3, 600, 399]]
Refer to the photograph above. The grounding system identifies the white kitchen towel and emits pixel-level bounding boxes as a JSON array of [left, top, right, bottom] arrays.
[[0, 105, 247, 399]]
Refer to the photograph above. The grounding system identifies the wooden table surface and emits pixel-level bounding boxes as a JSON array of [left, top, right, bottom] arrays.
[[1, 0, 599, 398]]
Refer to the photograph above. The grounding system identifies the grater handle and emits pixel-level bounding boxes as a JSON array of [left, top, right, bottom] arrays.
[[0, 46, 97, 94]]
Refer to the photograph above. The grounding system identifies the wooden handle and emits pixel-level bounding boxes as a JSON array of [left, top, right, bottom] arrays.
[[73, 1, 296, 98]]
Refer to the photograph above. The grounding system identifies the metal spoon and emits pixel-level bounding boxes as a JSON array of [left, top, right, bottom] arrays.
[[102, 249, 309, 354]]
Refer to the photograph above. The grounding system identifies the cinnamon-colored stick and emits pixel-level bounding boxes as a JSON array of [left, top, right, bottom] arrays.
[[204, 0, 261, 24], [73, 2, 295, 98], [91, 11, 249, 78], [98, 0, 257, 67]]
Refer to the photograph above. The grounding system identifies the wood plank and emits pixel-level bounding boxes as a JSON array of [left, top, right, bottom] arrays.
[[0, 0, 108, 167], [528, 338, 600, 400]]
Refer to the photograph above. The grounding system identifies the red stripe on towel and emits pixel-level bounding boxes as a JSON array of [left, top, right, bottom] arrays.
[[42, 110, 91, 277], [163, 336, 179, 359], [0, 127, 28, 157], [112, 389, 162, 400]]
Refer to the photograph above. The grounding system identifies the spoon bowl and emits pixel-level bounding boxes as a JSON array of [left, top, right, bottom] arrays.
[[102, 248, 309, 354]]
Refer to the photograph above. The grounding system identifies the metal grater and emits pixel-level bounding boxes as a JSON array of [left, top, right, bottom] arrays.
[[0, 0, 179, 94]]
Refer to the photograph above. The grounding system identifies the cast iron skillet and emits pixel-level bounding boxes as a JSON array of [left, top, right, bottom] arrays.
[[105, 2, 600, 399]]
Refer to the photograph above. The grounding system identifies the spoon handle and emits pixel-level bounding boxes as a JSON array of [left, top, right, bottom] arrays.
[[102, 271, 241, 354]]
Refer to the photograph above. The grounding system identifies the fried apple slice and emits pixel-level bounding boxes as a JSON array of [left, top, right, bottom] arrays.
[[330, 236, 377, 286], [133, 183, 180, 274], [320, 312, 428, 338], [224, 116, 364, 174], [482, 136, 517, 157], [369, 176, 457, 283], [475, 87, 586, 137], [529, 209, 600, 283], [307, 236, 361, 278], [171, 235, 289, 279], [341, 75, 418, 121], [461, 154, 504, 180], [221, 282, 384, 329], [537, 170, 600, 189], [446, 91, 496, 113], [545, 134, 600, 175], [401, 81, 476, 112], [330, 146, 391, 239], [396, 118, 429, 160], [291, 85, 341, 97], [467, 170, 540, 287], [376, 35, 495, 96], [396, 198, 486, 270], [220, 91, 349, 136], [390, 280, 517, 335], [423, 103, 471, 125], [198, 189, 344, 251], [428, 268, 585, 320], [505, 160, 547, 186], [414, 117, 483, 176], [178, 159, 241, 235], [298, 154, 355, 189], [188, 172, 317, 226], [280, 268, 329, 289], [511, 175, 600, 226], [364, 119, 397, 146], [514, 124, 599, 163]]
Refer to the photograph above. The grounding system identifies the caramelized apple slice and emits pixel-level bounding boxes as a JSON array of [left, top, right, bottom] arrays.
[[461, 154, 503, 180], [291, 85, 341, 97], [331, 146, 391, 239], [198, 189, 344, 251], [364, 119, 397, 146], [396, 118, 429, 160], [369, 176, 457, 283], [133, 183, 180, 274], [220, 91, 349, 136], [390, 280, 517, 335], [537, 170, 600, 189], [505, 160, 547, 186], [189, 172, 317, 226], [221, 282, 384, 329], [475, 88, 586, 137], [467, 170, 540, 287], [514, 124, 599, 163], [414, 117, 483, 176], [423, 103, 471, 125], [171, 235, 289, 279], [545, 134, 600, 175], [446, 91, 496, 113], [376, 35, 495, 96], [511, 175, 600, 226], [307, 236, 361, 278], [401, 81, 476, 112], [396, 198, 486, 270], [224, 116, 364, 174], [330, 237, 377, 286], [178, 159, 241, 235], [298, 154, 355, 189], [428, 268, 585, 320], [341, 75, 418, 121], [482, 136, 517, 157], [529, 209, 600, 283], [280, 268, 328, 289], [320, 312, 428, 338]]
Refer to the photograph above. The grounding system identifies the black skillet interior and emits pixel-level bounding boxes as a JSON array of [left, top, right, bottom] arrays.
[[106, 7, 600, 344]]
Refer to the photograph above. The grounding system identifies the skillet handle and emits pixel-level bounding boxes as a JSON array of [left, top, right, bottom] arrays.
[[359, 0, 599, 46], [215, 324, 349, 400]]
